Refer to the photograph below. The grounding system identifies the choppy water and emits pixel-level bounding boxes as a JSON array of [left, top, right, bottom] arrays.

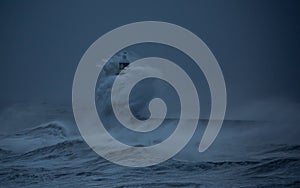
[[0, 120, 299, 188]]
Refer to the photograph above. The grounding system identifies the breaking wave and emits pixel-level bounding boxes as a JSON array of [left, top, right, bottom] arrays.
[[0, 118, 299, 187]]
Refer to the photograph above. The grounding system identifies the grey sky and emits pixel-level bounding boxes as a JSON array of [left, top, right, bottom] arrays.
[[0, 0, 299, 114]]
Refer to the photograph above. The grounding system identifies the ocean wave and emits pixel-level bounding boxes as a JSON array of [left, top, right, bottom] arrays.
[[245, 157, 300, 175], [16, 121, 69, 137], [0, 121, 76, 153], [0, 110, 299, 187]]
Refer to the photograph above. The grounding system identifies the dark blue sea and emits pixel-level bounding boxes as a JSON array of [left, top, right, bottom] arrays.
[[0, 103, 299, 187]]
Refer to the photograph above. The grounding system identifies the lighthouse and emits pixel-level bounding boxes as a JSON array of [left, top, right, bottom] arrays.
[[118, 51, 130, 74]]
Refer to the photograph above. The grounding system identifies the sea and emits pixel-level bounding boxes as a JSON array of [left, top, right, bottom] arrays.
[[0, 103, 299, 187]]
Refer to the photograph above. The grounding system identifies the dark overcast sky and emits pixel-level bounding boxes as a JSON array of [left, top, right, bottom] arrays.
[[0, 0, 299, 112]]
